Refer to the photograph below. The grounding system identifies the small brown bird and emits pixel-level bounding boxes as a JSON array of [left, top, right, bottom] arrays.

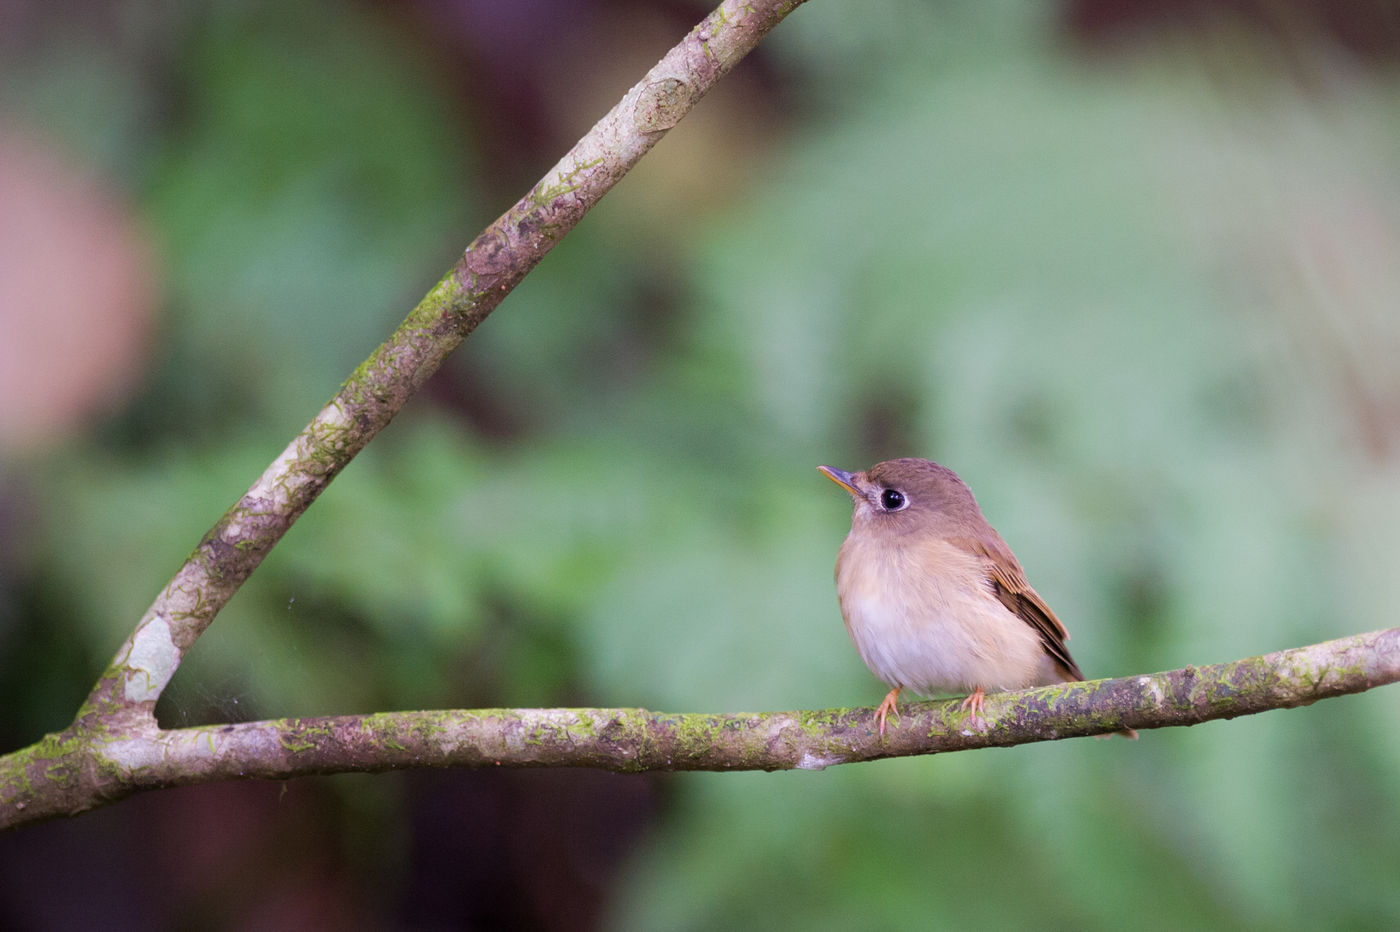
[[820, 458, 1135, 738]]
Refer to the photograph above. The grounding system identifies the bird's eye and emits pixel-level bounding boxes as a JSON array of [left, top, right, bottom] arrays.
[[879, 488, 906, 511]]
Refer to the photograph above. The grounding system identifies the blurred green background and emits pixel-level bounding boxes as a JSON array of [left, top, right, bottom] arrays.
[[2, 0, 1399, 928]]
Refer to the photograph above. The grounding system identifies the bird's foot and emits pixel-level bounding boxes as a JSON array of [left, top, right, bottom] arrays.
[[959, 686, 987, 727], [874, 687, 902, 737]]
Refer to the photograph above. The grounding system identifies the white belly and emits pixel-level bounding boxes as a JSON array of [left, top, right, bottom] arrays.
[[836, 536, 1059, 696]]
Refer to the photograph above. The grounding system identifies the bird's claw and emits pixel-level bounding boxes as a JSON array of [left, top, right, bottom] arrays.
[[874, 687, 902, 737], [960, 686, 987, 727]]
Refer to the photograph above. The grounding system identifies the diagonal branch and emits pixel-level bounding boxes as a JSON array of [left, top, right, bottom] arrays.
[[4, 628, 1396, 830], [69, 0, 807, 734]]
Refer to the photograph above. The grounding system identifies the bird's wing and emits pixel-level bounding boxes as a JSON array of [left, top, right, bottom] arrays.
[[953, 536, 1085, 682]]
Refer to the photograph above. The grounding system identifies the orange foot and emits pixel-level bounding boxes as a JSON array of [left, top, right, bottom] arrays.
[[874, 687, 902, 736], [960, 686, 987, 725]]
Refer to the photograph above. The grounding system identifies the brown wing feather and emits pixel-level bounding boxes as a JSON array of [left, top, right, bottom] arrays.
[[952, 536, 1084, 682]]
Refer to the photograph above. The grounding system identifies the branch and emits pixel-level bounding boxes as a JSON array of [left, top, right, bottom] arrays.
[[65, 0, 806, 733], [5, 628, 1396, 829]]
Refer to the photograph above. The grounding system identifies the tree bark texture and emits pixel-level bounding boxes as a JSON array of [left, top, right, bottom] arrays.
[[4, 628, 1396, 829]]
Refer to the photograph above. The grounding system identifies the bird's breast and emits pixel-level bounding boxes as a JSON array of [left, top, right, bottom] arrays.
[[834, 533, 1055, 695]]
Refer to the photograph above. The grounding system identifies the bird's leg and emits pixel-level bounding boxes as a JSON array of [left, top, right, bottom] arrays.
[[960, 686, 986, 724], [874, 687, 901, 736]]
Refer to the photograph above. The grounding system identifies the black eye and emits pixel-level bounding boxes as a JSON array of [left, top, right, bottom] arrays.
[[880, 488, 906, 511]]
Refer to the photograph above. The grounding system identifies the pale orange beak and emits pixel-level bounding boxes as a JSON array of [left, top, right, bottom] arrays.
[[817, 465, 860, 496]]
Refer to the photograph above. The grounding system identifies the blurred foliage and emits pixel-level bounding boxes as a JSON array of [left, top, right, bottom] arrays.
[[2, 0, 1400, 929]]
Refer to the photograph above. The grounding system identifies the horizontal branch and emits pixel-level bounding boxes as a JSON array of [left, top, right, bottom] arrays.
[[4, 627, 1395, 830]]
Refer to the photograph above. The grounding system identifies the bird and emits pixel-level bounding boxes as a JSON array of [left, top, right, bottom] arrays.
[[819, 457, 1136, 738]]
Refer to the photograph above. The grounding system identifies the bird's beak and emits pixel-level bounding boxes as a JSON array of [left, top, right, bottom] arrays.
[[817, 465, 860, 496]]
